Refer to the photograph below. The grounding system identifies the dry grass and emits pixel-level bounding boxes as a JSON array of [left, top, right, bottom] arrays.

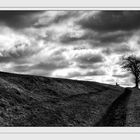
[[0, 72, 124, 126]]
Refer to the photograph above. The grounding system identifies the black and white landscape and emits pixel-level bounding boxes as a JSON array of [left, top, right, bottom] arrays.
[[0, 10, 139, 126]]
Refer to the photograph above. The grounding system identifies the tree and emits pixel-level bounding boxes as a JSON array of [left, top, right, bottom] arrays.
[[121, 55, 140, 88]]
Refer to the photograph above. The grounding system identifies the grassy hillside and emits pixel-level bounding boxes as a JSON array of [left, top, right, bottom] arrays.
[[0, 71, 124, 126]]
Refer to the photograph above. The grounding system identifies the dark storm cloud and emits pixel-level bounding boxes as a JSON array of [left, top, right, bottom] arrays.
[[11, 47, 71, 74], [102, 44, 132, 55], [12, 48, 70, 73], [0, 50, 30, 64], [12, 64, 51, 77], [77, 63, 102, 69], [32, 61, 69, 71], [75, 54, 104, 64], [96, 31, 132, 44], [78, 11, 140, 32], [60, 30, 132, 47], [34, 11, 79, 28], [53, 11, 79, 23], [13, 60, 69, 74], [0, 11, 43, 29], [60, 33, 84, 44], [73, 54, 105, 75], [12, 64, 31, 72], [28, 51, 70, 72]]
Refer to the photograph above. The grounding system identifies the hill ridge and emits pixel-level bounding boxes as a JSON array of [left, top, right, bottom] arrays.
[[0, 71, 124, 126]]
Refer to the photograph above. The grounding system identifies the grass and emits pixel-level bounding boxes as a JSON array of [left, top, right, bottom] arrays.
[[0, 71, 124, 126]]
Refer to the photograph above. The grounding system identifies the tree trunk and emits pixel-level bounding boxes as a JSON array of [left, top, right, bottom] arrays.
[[135, 77, 139, 88], [135, 82, 138, 88]]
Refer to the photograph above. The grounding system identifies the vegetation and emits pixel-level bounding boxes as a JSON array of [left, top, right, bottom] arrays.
[[121, 55, 140, 88], [0, 71, 123, 126]]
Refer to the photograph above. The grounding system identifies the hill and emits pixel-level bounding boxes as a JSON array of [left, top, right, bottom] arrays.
[[0, 71, 124, 126]]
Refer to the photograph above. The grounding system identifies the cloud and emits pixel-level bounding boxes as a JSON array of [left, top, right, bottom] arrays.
[[34, 11, 80, 28], [78, 11, 140, 32], [0, 11, 43, 29], [77, 63, 102, 69], [60, 29, 132, 47], [32, 61, 69, 71], [0, 36, 43, 65], [112, 73, 130, 78], [12, 60, 70, 75], [0, 10, 138, 87], [60, 33, 84, 44], [95, 31, 132, 44], [0, 42, 34, 64], [12, 47, 71, 74], [67, 69, 106, 78], [85, 70, 106, 76], [102, 44, 132, 55], [12, 64, 31, 73], [75, 53, 104, 64], [12, 64, 52, 76]]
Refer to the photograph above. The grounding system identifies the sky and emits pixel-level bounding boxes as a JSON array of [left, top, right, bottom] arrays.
[[0, 11, 140, 87]]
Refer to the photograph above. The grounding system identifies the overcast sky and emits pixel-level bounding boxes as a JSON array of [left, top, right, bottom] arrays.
[[0, 11, 140, 86]]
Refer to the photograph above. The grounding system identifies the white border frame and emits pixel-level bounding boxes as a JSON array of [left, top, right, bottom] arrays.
[[0, 127, 140, 134], [0, 7, 140, 10], [0, 7, 139, 134]]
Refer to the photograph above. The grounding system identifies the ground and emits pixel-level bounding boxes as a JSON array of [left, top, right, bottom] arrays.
[[0, 71, 138, 126]]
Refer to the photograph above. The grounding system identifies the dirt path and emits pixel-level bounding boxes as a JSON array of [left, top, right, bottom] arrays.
[[126, 88, 140, 126], [95, 88, 132, 126]]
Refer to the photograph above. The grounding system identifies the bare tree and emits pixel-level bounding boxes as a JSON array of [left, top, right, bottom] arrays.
[[121, 55, 140, 88]]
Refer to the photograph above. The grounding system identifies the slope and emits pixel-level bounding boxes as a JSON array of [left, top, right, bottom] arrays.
[[0, 71, 124, 126]]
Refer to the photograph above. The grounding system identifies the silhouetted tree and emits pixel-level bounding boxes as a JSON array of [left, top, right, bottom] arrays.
[[121, 55, 140, 88]]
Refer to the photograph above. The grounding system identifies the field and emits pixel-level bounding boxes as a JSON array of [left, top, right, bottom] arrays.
[[0, 71, 126, 126]]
